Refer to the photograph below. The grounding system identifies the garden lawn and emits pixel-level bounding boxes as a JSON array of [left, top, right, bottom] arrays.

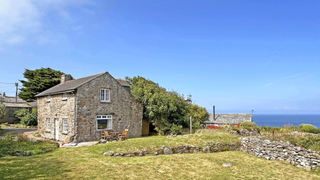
[[1, 131, 320, 180]]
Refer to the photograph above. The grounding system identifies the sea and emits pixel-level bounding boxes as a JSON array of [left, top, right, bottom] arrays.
[[253, 114, 320, 128]]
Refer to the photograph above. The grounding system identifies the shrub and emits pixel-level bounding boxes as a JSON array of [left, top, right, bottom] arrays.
[[299, 124, 318, 133], [270, 127, 281, 131], [261, 126, 271, 132], [243, 126, 252, 131], [231, 127, 240, 134], [169, 123, 183, 135], [15, 108, 37, 126], [299, 136, 320, 151], [240, 121, 257, 127]]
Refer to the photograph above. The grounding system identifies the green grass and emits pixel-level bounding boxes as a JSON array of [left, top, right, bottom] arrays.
[[0, 135, 59, 156], [1, 131, 320, 179], [94, 131, 240, 154]]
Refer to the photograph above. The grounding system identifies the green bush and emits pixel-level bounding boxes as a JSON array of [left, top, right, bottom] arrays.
[[169, 123, 183, 135], [261, 126, 271, 131], [243, 126, 252, 131], [299, 124, 318, 133], [231, 127, 240, 134], [240, 121, 257, 127], [299, 136, 320, 151], [270, 127, 281, 131], [15, 108, 37, 126]]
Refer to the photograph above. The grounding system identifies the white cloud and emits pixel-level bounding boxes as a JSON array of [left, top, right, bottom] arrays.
[[0, 0, 92, 48]]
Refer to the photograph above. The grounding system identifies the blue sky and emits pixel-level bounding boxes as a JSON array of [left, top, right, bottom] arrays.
[[0, 0, 319, 114]]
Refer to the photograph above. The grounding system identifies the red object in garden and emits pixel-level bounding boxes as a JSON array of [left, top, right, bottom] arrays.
[[237, 124, 240, 128], [207, 125, 223, 129], [61, 143, 65, 146]]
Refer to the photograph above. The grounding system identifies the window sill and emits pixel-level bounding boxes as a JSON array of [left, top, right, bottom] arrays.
[[62, 99, 67, 101], [45, 131, 51, 133], [100, 101, 111, 103], [62, 132, 68, 135], [96, 128, 112, 131]]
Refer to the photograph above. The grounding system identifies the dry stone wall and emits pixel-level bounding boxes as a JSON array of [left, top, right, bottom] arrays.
[[241, 137, 320, 171], [75, 73, 143, 142]]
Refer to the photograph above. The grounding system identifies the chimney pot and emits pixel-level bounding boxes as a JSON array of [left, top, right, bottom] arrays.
[[61, 74, 73, 84]]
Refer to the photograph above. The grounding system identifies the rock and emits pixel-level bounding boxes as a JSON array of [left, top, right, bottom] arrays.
[[126, 154, 132, 157], [139, 151, 145, 156], [16, 153, 21, 156], [104, 151, 114, 156], [100, 140, 107, 144], [265, 156, 270, 160], [114, 153, 120, 156], [155, 151, 159, 155], [193, 149, 199, 153], [164, 147, 173, 155], [203, 146, 210, 153], [23, 151, 26, 156], [26, 151, 32, 156], [222, 163, 233, 167], [305, 166, 311, 171]]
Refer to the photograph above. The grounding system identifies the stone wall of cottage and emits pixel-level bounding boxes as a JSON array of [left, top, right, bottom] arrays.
[[75, 73, 143, 142], [37, 93, 75, 142]]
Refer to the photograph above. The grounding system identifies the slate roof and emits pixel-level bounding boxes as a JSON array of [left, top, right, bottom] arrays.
[[35, 72, 131, 97], [36, 72, 105, 97], [115, 79, 130, 87]]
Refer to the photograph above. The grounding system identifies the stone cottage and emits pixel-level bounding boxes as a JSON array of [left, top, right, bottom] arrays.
[[35, 72, 143, 143]]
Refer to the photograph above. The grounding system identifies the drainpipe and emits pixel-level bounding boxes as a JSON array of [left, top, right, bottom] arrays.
[[72, 91, 78, 143]]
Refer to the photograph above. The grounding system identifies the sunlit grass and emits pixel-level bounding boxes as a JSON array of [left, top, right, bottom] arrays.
[[1, 131, 320, 179]]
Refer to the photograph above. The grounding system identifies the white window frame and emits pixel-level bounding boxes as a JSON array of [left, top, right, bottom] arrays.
[[47, 96, 51, 102], [100, 89, 110, 102], [96, 115, 112, 131], [46, 118, 50, 131], [62, 93, 68, 101], [62, 118, 68, 133]]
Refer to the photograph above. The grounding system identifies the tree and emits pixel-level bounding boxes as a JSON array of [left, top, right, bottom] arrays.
[[0, 102, 5, 119], [127, 76, 208, 135], [19, 68, 64, 101], [187, 104, 209, 129]]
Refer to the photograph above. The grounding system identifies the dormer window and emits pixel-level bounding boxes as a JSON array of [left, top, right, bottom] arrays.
[[47, 96, 51, 102], [100, 89, 110, 102], [62, 93, 67, 101]]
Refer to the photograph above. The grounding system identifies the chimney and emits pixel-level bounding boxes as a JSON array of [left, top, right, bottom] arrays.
[[61, 74, 73, 84], [213, 106, 215, 121]]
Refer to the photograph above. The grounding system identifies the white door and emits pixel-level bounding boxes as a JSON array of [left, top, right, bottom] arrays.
[[55, 119, 59, 140]]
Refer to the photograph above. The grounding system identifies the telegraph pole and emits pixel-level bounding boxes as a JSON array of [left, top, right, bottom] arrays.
[[15, 82, 18, 103]]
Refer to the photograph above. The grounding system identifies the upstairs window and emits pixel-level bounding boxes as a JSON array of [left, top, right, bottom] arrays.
[[62, 118, 68, 133], [47, 96, 51, 102], [100, 89, 110, 102], [96, 115, 112, 130], [46, 118, 50, 131], [62, 93, 67, 101]]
